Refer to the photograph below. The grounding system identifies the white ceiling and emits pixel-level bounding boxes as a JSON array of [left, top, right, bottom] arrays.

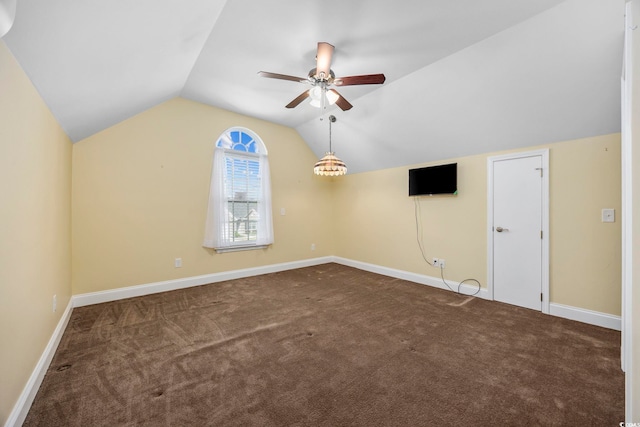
[[3, 0, 624, 173]]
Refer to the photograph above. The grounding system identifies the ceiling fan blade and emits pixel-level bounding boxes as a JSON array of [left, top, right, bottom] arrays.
[[334, 74, 386, 86], [258, 71, 308, 83], [285, 90, 310, 108], [315, 42, 334, 80], [329, 89, 353, 111]]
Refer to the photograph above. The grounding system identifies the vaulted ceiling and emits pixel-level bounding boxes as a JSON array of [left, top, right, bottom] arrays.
[[3, 0, 624, 173]]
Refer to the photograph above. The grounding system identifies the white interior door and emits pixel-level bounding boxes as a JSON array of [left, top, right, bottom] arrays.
[[490, 153, 545, 311]]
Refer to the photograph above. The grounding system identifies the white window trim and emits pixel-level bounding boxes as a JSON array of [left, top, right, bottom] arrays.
[[215, 244, 270, 254]]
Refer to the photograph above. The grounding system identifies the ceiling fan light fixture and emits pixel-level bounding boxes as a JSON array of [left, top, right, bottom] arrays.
[[309, 86, 322, 100], [309, 98, 322, 108], [325, 89, 339, 105], [308, 86, 337, 108]]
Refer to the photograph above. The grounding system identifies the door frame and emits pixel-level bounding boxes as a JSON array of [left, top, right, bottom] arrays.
[[487, 148, 550, 314]]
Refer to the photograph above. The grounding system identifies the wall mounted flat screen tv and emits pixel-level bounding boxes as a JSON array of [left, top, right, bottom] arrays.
[[409, 163, 457, 196]]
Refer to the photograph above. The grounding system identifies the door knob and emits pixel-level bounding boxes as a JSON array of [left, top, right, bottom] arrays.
[[496, 226, 509, 232]]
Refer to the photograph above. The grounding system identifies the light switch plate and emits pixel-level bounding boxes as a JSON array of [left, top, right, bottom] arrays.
[[602, 209, 615, 223]]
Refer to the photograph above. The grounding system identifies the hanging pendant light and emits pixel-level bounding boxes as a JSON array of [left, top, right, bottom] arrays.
[[314, 115, 347, 176]]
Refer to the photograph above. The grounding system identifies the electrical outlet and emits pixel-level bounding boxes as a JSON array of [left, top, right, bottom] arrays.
[[432, 258, 439, 267], [52, 294, 57, 313], [438, 259, 446, 268], [311, 243, 316, 251], [175, 258, 182, 268]]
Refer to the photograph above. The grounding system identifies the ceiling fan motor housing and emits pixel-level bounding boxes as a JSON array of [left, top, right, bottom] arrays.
[[308, 68, 335, 84]]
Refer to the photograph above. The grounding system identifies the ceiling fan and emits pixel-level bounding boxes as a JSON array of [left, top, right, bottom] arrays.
[[258, 42, 385, 111]]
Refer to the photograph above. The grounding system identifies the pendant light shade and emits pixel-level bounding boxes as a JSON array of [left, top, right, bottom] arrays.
[[314, 115, 347, 176], [314, 152, 347, 176]]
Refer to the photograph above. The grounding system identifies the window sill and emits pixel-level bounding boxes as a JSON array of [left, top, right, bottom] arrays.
[[215, 244, 270, 254]]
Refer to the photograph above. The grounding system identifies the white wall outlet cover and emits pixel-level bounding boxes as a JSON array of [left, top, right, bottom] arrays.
[[602, 209, 615, 223], [280, 208, 286, 215]]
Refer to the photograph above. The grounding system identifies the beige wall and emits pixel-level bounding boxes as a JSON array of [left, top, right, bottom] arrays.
[[333, 134, 621, 316], [72, 98, 334, 294], [551, 135, 621, 313], [333, 149, 487, 283], [0, 42, 72, 424]]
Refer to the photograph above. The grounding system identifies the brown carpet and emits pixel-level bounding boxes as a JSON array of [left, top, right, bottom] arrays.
[[24, 263, 623, 426]]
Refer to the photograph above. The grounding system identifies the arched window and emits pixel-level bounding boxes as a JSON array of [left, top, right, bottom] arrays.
[[203, 127, 273, 251]]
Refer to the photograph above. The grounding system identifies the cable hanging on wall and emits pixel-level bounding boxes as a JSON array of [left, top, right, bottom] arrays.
[[414, 197, 481, 296]]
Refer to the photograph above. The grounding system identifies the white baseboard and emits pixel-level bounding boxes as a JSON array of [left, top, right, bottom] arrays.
[[72, 256, 334, 307], [5, 299, 73, 427], [333, 257, 620, 331], [332, 256, 490, 299], [549, 302, 621, 331], [70, 256, 620, 333]]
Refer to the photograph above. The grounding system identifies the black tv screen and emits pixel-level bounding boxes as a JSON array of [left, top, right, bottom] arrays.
[[409, 163, 457, 196]]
